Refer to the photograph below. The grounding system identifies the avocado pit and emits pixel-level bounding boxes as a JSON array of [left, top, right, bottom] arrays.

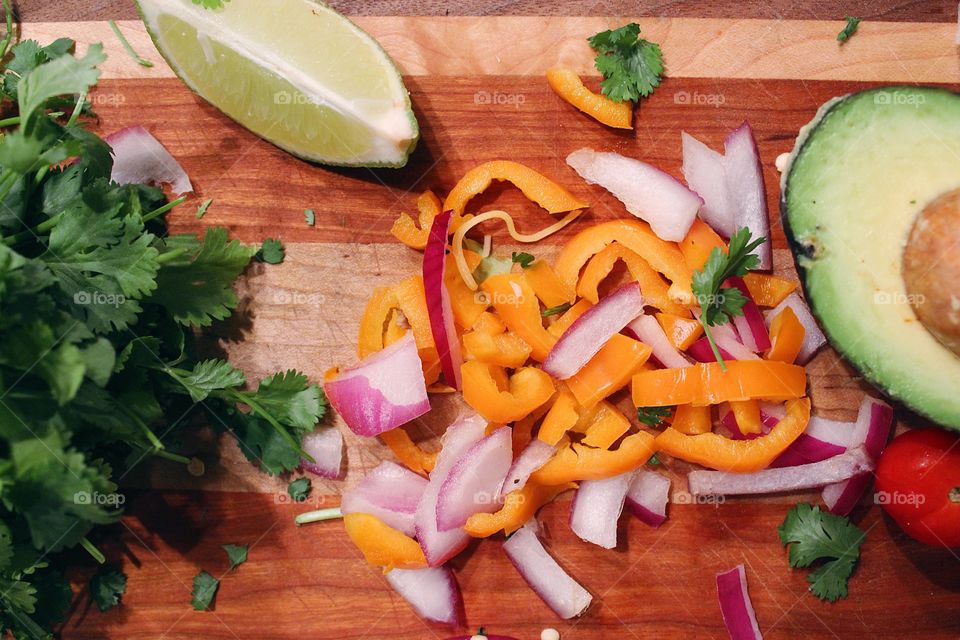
[[903, 188, 960, 357]]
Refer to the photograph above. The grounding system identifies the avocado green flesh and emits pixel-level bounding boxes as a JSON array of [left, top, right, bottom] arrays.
[[783, 86, 960, 429]]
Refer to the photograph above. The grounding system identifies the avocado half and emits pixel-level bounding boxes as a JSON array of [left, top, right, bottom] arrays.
[[781, 86, 960, 431]]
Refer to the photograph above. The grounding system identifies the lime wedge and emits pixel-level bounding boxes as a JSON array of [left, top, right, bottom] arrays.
[[136, 0, 419, 167]]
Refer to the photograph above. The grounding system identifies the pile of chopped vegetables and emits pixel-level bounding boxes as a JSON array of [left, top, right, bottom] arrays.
[[316, 111, 891, 631]]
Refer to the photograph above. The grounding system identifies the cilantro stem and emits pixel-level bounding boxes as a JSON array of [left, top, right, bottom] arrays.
[[3, 213, 64, 246], [294, 507, 342, 526], [80, 537, 106, 565], [67, 88, 88, 128], [0, 168, 19, 205], [142, 196, 187, 223], [154, 448, 191, 465], [0, 0, 12, 61], [108, 20, 155, 68], [156, 248, 189, 264], [0, 116, 18, 128], [700, 323, 728, 372]]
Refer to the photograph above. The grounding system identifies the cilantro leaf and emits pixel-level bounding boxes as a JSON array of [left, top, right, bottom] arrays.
[[250, 370, 327, 430], [637, 406, 672, 427], [288, 477, 311, 502], [588, 23, 664, 102], [837, 17, 861, 42], [542, 302, 572, 317], [174, 359, 246, 403], [511, 251, 535, 268], [222, 544, 248, 570], [191, 571, 219, 611], [778, 503, 865, 602], [647, 453, 661, 466], [195, 198, 213, 219], [17, 43, 104, 130], [256, 238, 285, 264], [90, 568, 126, 612], [304, 209, 315, 226]]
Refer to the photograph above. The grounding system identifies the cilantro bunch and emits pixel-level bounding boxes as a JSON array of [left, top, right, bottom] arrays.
[[0, 32, 325, 637], [588, 23, 664, 103]]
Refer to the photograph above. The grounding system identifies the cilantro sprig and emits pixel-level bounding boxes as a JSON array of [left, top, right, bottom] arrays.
[[637, 406, 672, 427], [837, 17, 861, 42], [691, 227, 765, 371], [588, 23, 664, 103], [778, 503, 866, 602]]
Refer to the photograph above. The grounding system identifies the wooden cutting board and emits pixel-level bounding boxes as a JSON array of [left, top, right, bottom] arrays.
[[39, 14, 960, 640]]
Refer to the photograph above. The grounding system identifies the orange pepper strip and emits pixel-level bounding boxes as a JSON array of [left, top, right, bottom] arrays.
[[554, 220, 695, 305], [379, 428, 436, 475], [358, 286, 399, 358], [537, 391, 581, 445], [680, 218, 727, 272], [580, 402, 632, 449], [654, 398, 811, 472], [577, 243, 690, 317], [743, 272, 798, 308], [567, 334, 653, 408], [343, 513, 428, 572], [461, 360, 555, 423], [524, 260, 576, 308], [671, 404, 712, 435], [546, 299, 592, 338], [512, 396, 555, 455], [766, 306, 805, 364], [655, 312, 704, 351], [466, 482, 575, 537], [730, 400, 763, 435], [531, 431, 657, 485], [481, 273, 556, 361], [390, 190, 442, 250], [545, 67, 632, 129], [472, 310, 505, 334], [631, 360, 807, 407], [443, 160, 588, 231], [462, 329, 532, 368], [446, 251, 488, 329]]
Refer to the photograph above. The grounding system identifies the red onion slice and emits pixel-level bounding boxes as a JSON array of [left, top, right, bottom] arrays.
[[716, 564, 763, 640], [681, 131, 735, 237], [300, 426, 344, 479], [627, 314, 692, 369], [688, 337, 735, 363], [727, 277, 771, 352], [423, 210, 463, 389], [769, 415, 855, 468], [822, 397, 893, 516], [765, 293, 826, 364], [625, 471, 671, 528], [502, 522, 593, 619], [566, 148, 702, 242], [384, 566, 463, 627], [106, 125, 193, 195], [543, 282, 643, 379], [415, 414, 488, 566], [341, 461, 428, 537], [689, 446, 873, 496], [436, 426, 513, 530], [723, 122, 771, 270], [324, 333, 430, 437], [569, 472, 631, 549], [501, 438, 556, 495]]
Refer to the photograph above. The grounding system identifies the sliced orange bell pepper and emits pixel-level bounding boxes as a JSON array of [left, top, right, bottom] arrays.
[[729, 399, 762, 435], [380, 428, 436, 475], [524, 259, 576, 308], [545, 67, 632, 129], [465, 482, 574, 537], [481, 273, 556, 361], [512, 396, 555, 455], [567, 334, 653, 408], [537, 391, 580, 445], [680, 218, 727, 272], [577, 242, 690, 316], [462, 329, 532, 368], [766, 305, 805, 364], [671, 404, 712, 435], [554, 220, 695, 305], [443, 160, 588, 231], [655, 312, 703, 351], [343, 513, 428, 572], [461, 360, 555, 423], [743, 272, 798, 308], [446, 251, 488, 329], [632, 360, 807, 407], [579, 402, 632, 449], [654, 398, 811, 472], [546, 299, 592, 338], [390, 190, 443, 250], [472, 310, 505, 334], [531, 431, 656, 485], [358, 286, 399, 358]]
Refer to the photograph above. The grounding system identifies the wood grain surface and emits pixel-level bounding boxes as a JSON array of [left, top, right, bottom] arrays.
[[27, 6, 960, 640]]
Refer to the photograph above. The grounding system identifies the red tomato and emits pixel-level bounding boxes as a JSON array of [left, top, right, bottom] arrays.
[[875, 428, 960, 547]]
